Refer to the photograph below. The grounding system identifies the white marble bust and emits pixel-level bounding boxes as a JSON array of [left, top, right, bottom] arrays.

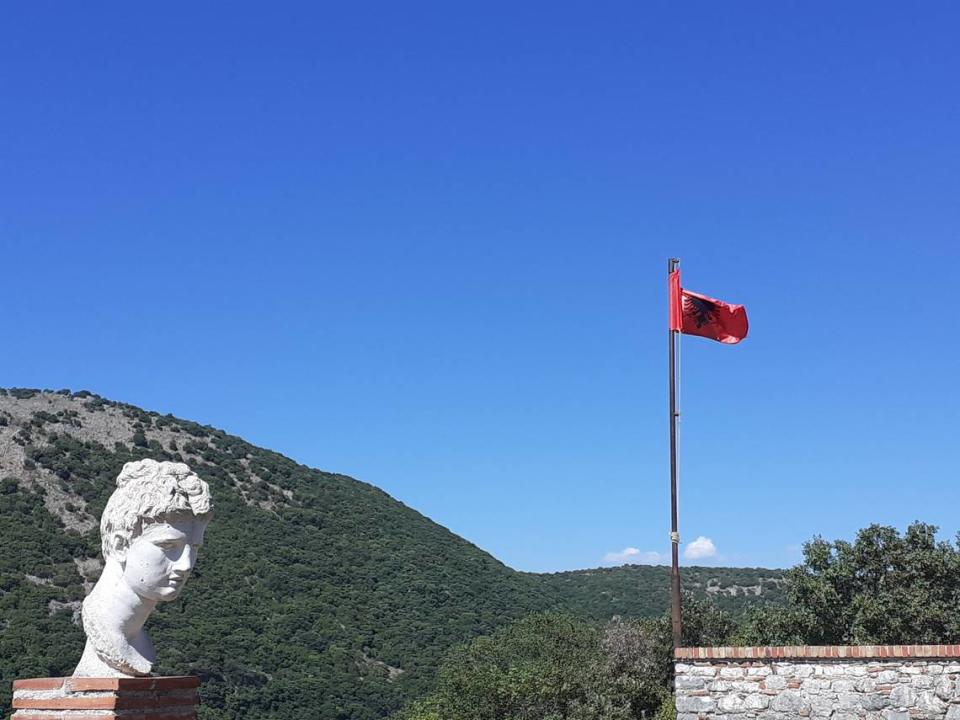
[[73, 459, 213, 677]]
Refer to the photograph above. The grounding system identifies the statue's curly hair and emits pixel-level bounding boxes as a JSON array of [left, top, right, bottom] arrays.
[[100, 459, 213, 561]]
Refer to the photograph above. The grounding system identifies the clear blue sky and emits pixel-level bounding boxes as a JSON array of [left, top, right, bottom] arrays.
[[2, 2, 958, 573]]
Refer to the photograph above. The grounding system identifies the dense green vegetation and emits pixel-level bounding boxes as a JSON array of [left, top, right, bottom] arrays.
[[398, 613, 667, 720], [735, 522, 960, 646], [536, 565, 785, 621], [394, 522, 960, 720], [0, 389, 783, 719], [397, 597, 735, 720], [0, 483, 87, 681]]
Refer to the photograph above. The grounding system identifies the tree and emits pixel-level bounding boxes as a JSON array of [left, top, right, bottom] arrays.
[[398, 613, 641, 720], [400, 613, 624, 720], [601, 617, 672, 715], [738, 522, 960, 645], [396, 599, 736, 720]]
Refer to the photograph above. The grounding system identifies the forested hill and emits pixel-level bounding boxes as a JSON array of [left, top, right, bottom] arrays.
[[0, 389, 782, 719], [535, 565, 786, 621]]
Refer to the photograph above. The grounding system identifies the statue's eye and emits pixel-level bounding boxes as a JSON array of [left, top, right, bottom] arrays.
[[157, 541, 178, 550]]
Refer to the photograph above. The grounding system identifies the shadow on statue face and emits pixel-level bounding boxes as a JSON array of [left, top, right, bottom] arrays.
[[122, 514, 210, 602]]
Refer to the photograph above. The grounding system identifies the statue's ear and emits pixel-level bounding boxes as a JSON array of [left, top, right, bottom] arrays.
[[112, 535, 128, 564]]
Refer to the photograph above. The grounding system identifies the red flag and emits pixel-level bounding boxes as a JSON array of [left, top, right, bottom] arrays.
[[668, 270, 748, 344]]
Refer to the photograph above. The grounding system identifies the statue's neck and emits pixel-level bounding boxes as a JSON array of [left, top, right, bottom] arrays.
[[90, 560, 157, 639], [75, 559, 158, 677]]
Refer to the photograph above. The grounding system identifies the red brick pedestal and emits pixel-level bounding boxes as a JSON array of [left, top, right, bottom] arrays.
[[11, 676, 199, 720]]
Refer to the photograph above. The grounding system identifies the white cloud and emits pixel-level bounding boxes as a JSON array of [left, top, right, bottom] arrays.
[[603, 547, 666, 565], [684, 536, 718, 561]]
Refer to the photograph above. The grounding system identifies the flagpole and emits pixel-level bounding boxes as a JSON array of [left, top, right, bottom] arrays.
[[668, 257, 682, 648]]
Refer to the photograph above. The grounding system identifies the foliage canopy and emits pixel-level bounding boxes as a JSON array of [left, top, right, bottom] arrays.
[[398, 597, 736, 720], [737, 522, 960, 646]]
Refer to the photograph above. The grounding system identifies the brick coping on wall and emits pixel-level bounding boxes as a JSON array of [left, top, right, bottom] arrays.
[[12, 676, 200, 691], [674, 645, 960, 660], [10, 676, 200, 719]]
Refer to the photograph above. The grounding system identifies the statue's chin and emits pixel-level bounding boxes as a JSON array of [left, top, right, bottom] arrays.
[[130, 581, 187, 602], [154, 586, 184, 601]]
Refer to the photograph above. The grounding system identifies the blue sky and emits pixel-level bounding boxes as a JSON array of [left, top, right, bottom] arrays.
[[2, 2, 958, 573]]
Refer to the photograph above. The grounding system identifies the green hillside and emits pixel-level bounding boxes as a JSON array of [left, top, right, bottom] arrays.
[[0, 389, 782, 719], [535, 565, 786, 621]]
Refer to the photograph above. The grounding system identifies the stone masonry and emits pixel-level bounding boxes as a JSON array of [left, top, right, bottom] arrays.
[[674, 646, 960, 720]]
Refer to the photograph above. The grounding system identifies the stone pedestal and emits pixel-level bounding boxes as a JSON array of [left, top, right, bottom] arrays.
[[11, 676, 199, 719]]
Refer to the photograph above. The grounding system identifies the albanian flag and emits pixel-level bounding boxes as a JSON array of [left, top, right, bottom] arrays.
[[669, 270, 748, 344]]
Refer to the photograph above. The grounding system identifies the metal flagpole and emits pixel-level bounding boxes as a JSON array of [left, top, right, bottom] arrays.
[[668, 257, 682, 648]]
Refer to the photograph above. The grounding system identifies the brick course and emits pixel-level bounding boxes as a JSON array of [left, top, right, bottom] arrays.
[[675, 645, 960, 661], [9, 676, 199, 720]]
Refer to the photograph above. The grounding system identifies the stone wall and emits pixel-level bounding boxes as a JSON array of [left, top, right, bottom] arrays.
[[674, 645, 960, 720]]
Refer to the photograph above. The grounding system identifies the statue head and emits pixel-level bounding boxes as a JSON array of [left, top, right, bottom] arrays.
[[100, 459, 213, 601], [74, 458, 213, 677]]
